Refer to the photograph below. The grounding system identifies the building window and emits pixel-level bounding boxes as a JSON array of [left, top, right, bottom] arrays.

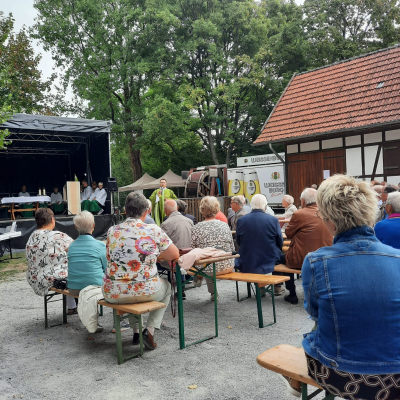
[[300, 141, 319, 152], [322, 138, 343, 149], [345, 135, 361, 146], [364, 132, 382, 144], [287, 144, 298, 154]]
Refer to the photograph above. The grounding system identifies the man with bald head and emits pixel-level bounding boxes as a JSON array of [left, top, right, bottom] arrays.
[[160, 200, 193, 300], [161, 200, 193, 249]]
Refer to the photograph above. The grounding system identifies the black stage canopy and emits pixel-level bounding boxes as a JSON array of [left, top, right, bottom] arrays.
[[0, 114, 111, 199]]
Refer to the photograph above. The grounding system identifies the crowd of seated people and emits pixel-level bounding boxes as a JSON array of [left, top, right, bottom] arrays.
[[25, 172, 400, 386]]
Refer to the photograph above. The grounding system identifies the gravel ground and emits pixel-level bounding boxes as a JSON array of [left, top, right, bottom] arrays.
[[0, 274, 327, 400]]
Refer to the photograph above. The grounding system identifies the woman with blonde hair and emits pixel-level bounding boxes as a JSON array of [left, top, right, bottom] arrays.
[[283, 174, 400, 399], [191, 196, 235, 300]]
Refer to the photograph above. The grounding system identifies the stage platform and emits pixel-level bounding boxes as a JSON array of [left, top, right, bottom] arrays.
[[0, 214, 113, 250]]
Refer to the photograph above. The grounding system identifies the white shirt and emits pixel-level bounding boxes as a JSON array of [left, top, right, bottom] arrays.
[[51, 192, 63, 204], [19, 192, 30, 197], [81, 186, 92, 202], [265, 206, 275, 216], [95, 188, 107, 206], [89, 188, 99, 201]]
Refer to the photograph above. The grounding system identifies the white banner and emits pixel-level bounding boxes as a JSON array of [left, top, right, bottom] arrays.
[[255, 165, 285, 205]]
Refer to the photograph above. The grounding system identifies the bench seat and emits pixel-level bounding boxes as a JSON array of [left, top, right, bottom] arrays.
[[45, 287, 166, 364], [274, 264, 302, 275], [257, 345, 335, 399], [217, 272, 289, 287]]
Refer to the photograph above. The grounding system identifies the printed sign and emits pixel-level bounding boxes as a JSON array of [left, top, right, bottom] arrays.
[[255, 165, 285, 204], [237, 153, 285, 167]]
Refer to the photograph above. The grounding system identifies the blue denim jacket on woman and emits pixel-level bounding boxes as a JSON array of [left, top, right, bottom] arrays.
[[302, 226, 400, 374]]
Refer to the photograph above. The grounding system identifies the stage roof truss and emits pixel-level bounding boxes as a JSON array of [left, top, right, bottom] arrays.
[[7, 131, 87, 144], [0, 147, 71, 156]]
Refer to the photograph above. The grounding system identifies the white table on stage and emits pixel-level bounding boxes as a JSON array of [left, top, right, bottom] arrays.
[[1, 196, 51, 204], [1, 196, 51, 220]]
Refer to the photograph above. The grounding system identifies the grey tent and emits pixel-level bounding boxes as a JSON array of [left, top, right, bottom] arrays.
[[118, 173, 156, 192], [141, 169, 186, 190]]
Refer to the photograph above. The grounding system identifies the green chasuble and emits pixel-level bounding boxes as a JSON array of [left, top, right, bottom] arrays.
[[149, 188, 177, 226]]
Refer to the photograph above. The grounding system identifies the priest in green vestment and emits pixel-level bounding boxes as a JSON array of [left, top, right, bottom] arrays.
[[149, 179, 177, 225]]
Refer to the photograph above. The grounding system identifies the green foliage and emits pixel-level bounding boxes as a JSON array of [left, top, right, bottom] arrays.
[[0, 12, 54, 115], [303, 0, 400, 66]]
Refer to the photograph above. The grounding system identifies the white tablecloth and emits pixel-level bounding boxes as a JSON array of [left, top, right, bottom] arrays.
[[0, 231, 22, 242], [1, 196, 51, 204]]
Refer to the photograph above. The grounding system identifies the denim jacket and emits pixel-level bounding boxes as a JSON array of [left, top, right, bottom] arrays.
[[302, 226, 400, 374]]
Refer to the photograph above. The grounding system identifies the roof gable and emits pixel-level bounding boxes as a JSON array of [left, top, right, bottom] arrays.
[[254, 46, 400, 144]]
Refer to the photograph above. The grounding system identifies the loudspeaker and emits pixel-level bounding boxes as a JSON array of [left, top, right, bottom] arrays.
[[107, 177, 118, 192]]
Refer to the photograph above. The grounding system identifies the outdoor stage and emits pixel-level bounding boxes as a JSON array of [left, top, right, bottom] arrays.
[[0, 214, 113, 250]]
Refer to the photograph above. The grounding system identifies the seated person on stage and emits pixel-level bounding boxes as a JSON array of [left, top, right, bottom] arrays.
[[103, 192, 179, 350], [149, 178, 177, 225], [282, 195, 297, 219], [235, 194, 283, 294], [176, 199, 197, 225], [278, 188, 332, 305], [145, 200, 156, 224], [86, 181, 107, 214], [67, 211, 106, 298], [281, 174, 400, 399], [25, 208, 76, 312], [375, 192, 400, 250], [161, 200, 193, 299], [82, 181, 97, 211], [80, 180, 92, 209], [19, 185, 33, 218], [191, 196, 235, 300], [50, 186, 64, 214]]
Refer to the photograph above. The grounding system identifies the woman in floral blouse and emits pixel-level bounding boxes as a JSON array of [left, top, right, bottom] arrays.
[[191, 196, 235, 300], [103, 191, 179, 350], [26, 208, 77, 312]]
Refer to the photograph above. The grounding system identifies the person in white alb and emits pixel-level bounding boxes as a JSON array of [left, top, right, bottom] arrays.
[[50, 186, 64, 214], [85, 182, 106, 214], [18, 185, 33, 217], [81, 181, 92, 202]]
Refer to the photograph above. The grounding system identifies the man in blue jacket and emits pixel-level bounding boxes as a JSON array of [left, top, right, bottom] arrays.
[[235, 194, 283, 293]]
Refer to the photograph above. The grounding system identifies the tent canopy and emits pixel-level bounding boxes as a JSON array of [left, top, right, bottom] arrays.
[[142, 169, 186, 190], [118, 173, 156, 192]]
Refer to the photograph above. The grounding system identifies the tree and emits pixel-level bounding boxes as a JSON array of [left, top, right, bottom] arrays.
[[33, 0, 179, 181], [0, 12, 54, 115], [168, 0, 279, 167], [303, 0, 400, 66]]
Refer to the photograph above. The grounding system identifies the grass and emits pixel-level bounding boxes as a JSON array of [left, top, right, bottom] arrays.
[[0, 252, 27, 282]]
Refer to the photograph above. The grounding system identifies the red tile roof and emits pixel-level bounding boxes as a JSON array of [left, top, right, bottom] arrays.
[[254, 46, 400, 144]]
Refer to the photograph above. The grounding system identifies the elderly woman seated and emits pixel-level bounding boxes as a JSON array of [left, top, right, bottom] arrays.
[[103, 192, 179, 350], [191, 196, 235, 300], [25, 208, 76, 312], [67, 211, 107, 299], [282, 195, 297, 219], [282, 174, 400, 399]]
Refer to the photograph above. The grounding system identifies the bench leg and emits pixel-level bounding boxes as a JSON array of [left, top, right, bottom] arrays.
[[271, 285, 276, 324], [99, 305, 103, 317], [255, 284, 264, 328], [114, 310, 124, 365], [62, 294, 67, 324], [138, 315, 144, 357], [236, 281, 252, 302], [44, 295, 49, 329], [175, 265, 186, 349], [301, 384, 335, 399], [213, 262, 218, 338]]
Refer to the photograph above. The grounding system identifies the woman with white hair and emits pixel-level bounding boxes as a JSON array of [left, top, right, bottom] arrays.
[[282, 195, 297, 219], [281, 174, 400, 399], [67, 211, 107, 299]]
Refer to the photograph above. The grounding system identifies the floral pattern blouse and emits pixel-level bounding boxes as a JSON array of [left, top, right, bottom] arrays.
[[26, 230, 73, 296], [103, 218, 172, 300], [191, 220, 235, 273]]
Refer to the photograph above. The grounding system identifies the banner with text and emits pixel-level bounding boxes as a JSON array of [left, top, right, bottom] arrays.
[[255, 165, 285, 205]]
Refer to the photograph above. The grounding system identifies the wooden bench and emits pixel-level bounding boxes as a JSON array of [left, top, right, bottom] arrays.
[[274, 264, 301, 275], [44, 287, 166, 364], [257, 345, 335, 399], [216, 272, 289, 328]]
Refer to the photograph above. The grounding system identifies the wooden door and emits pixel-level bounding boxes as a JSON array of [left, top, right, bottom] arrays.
[[287, 149, 345, 207]]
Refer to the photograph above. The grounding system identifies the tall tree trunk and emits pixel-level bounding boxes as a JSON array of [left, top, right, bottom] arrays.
[[207, 127, 220, 165], [128, 140, 143, 182]]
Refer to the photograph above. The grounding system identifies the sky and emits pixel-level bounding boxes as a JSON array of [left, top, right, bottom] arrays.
[[1, 0, 305, 97]]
